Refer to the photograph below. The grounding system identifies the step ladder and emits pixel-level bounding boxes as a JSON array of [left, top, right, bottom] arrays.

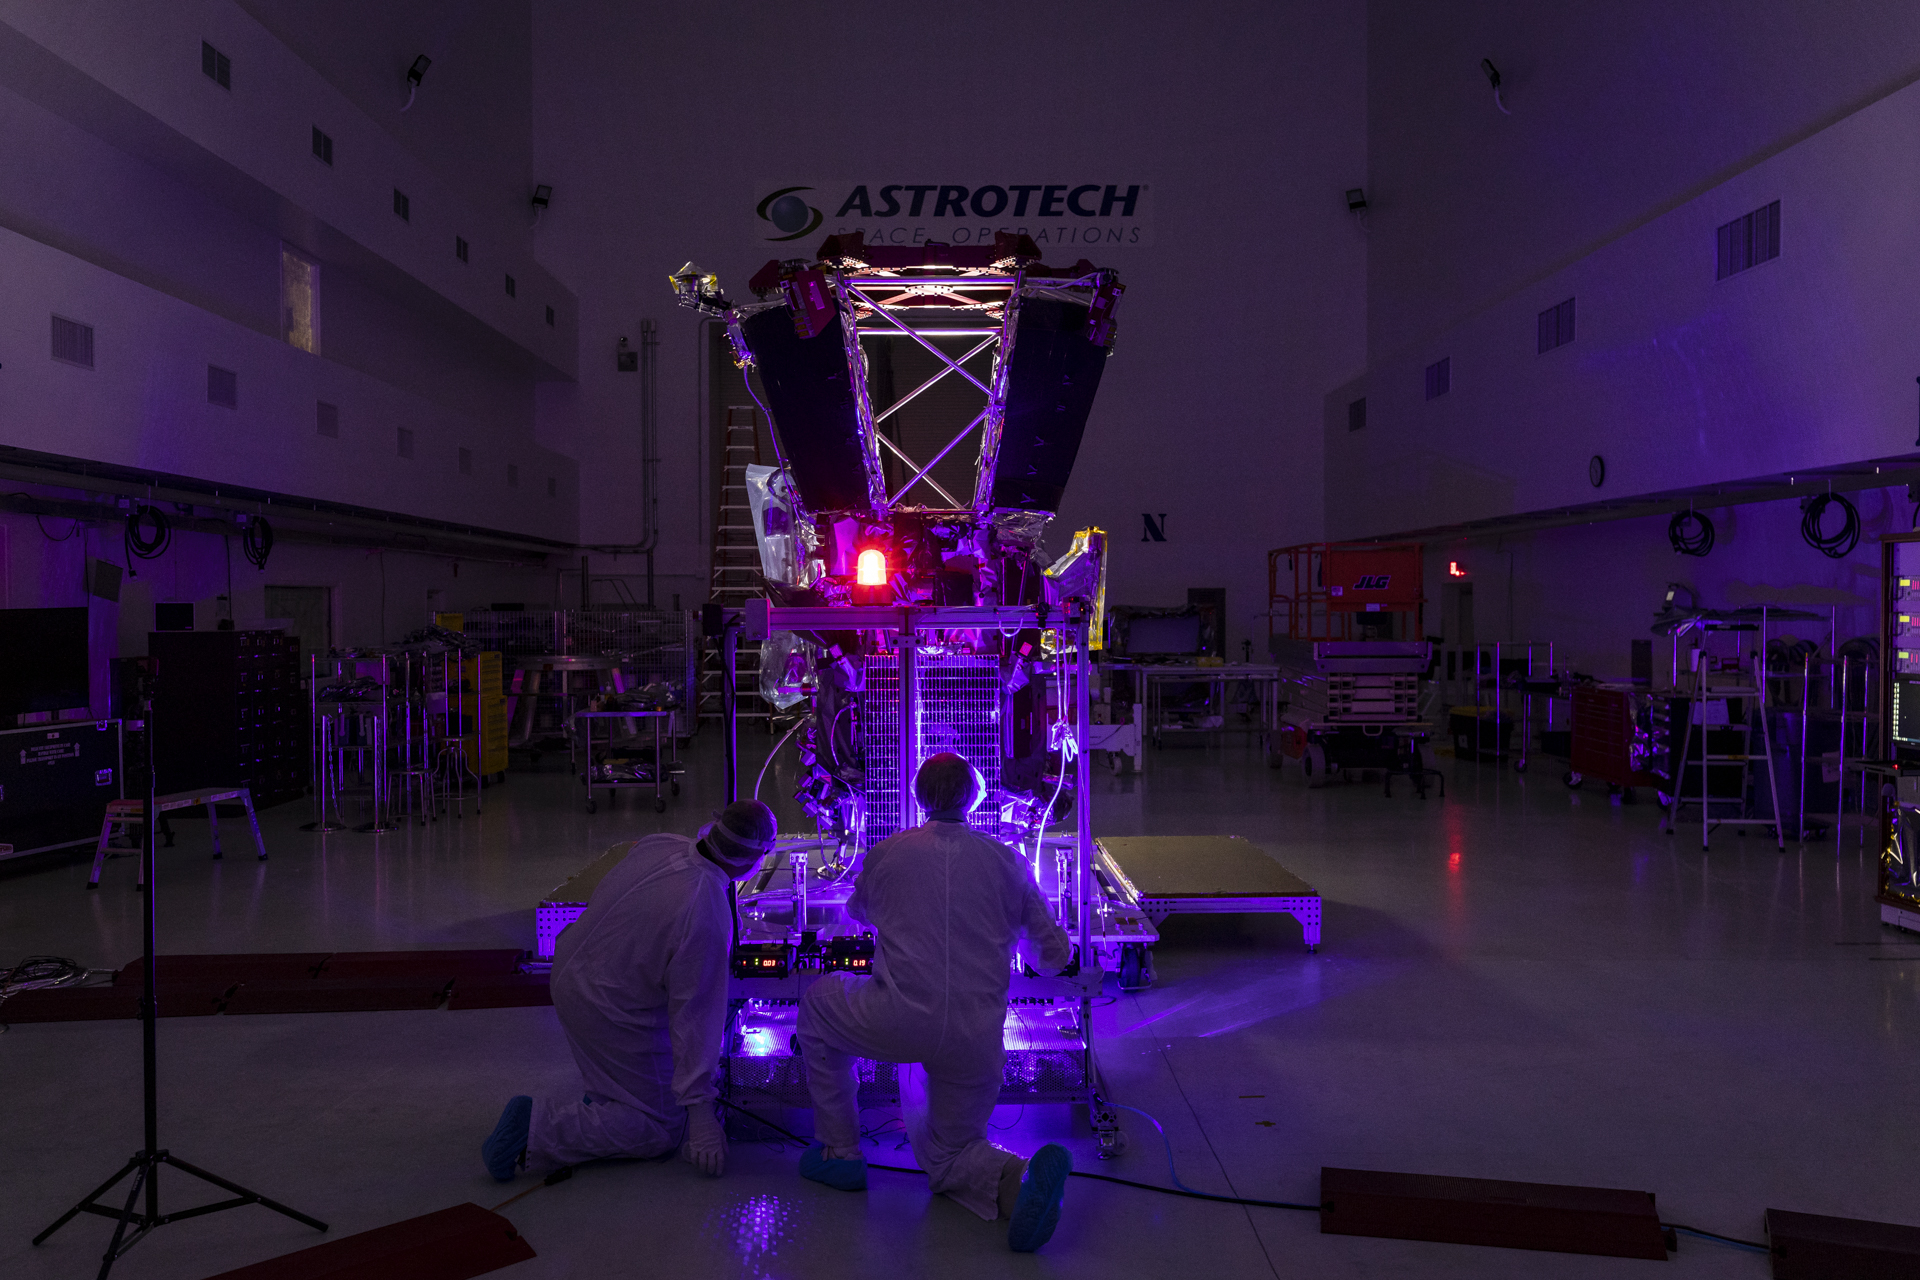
[[1660, 652, 1785, 849], [701, 407, 767, 721]]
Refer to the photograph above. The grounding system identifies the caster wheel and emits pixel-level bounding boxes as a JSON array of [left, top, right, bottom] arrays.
[[1303, 743, 1329, 789], [585, 799, 597, 814], [1513, 757, 1529, 774], [671, 780, 682, 796], [656, 798, 667, 813], [1097, 1128, 1129, 1158], [1563, 771, 1583, 789]]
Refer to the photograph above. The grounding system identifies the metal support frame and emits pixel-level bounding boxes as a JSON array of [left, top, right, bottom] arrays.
[[728, 597, 1114, 1142], [718, 263, 1107, 519]]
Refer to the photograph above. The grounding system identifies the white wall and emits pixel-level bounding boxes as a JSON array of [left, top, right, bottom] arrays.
[[1334, 72, 1920, 538], [1329, 5, 1920, 670], [1364, 0, 1920, 361], [0, 226, 578, 540], [0, 0, 584, 649], [531, 0, 1369, 654]]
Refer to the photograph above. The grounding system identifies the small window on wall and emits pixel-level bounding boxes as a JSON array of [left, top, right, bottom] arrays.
[[545, 305, 555, 327], [393, 189, 410, 222], [51, 316, 95, 369], [202, 41, 231, 89], [1424, 358, 1450, 400], [311, 127, 333, 166], [281, 246, 319, 354], [1717, 200, 1780, 279], [505, 274, 517, 297], [208, 365, 238, 409], [1346, 398, 1365, 431], [456, 236, 469, 262], [1537, 298, 1575, 353]]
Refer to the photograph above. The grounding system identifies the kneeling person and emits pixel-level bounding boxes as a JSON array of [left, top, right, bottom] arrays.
[[482, 801, 778, 1180], [797, 753, 1076, 1252]]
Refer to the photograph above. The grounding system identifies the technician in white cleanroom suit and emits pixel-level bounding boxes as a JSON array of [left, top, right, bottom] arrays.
[[796, 753, 1077, 1253], [480, 801, 779, 1181]]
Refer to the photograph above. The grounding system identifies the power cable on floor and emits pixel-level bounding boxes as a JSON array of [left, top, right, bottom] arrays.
[[712, 1097, 1322, 1212], [490, 1164, 571, 1212], [488, 1097, 1777, 1255]]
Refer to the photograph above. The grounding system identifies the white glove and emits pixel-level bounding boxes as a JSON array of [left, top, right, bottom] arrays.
[[680, 1104, 726, 1177]]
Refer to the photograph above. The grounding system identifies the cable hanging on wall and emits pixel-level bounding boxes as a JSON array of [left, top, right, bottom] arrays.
[[241, 516, 274, 569], [124, 505, 171, 567], [1668, 508, 1714, 557], [1800, 491, 1860, 559]]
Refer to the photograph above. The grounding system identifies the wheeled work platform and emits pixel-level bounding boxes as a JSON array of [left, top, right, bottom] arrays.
[[1096, 836, 1321, 951]]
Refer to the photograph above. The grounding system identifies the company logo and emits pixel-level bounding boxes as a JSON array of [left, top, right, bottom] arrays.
[[1353, 575, 1392, 590], [756, 181, 1152, 247], [756, 187, 823, 242]]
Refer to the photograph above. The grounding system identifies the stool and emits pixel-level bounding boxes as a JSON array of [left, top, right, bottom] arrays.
[[90, 786, 268, 889]]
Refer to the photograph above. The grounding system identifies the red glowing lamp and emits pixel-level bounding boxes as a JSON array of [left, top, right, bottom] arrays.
[[856, 548, 888, 587], [1447, 560, 1468, 578]]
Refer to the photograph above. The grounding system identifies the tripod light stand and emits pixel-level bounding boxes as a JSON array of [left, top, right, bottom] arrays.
[[34, 657, 327, 1278]]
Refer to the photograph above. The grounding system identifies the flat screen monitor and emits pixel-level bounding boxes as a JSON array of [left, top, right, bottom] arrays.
[[0, 607, 89, 717], [1126, 614, 1203, 655], [1895, 674, 1920, 747]]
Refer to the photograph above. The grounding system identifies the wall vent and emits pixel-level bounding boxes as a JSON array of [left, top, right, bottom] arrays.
[[456, 236, 469, 263], [397, 427, 415, 459], [1717, 200, 1780, 280], [207, 365, 238, 409], [507, 464, 519, 488], [1347, 397, 1365, 431], [393, 189, 410, 222], [1537, 297, 1575, 353], [505, 274, 517, 297], [311, 127, 333, 166], [316, 401, 339, 438], [51, 316, 94, 369], [201, 42, 231, 89], [1424, 357, 1450, 400], [458, 447, 473, 475]]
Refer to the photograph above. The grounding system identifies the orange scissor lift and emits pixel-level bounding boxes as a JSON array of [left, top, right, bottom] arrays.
[[1267, 543, 1440, 796]]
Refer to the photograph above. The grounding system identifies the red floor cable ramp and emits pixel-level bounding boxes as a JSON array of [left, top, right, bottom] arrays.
[[195, 1202, 535, 1280]]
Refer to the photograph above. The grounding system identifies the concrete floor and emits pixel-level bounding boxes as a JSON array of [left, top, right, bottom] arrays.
[[1, 733, 1914, 1279]]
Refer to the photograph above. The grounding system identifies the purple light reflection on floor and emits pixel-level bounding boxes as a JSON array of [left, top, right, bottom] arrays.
[[707, 1192, 800, 1279]]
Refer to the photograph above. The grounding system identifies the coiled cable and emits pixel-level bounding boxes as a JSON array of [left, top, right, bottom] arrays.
[[1667, 510, 1714, 557], [241, 516, 274, 569], [124, 506, 171, 562], [1800, 492, 1859, 559]]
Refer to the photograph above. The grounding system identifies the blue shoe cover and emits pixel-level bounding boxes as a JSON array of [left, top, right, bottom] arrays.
[[1008, 1143, 1071, 1252], [799, 1143, 868, 1191], [483, 1096, 533, 1182]]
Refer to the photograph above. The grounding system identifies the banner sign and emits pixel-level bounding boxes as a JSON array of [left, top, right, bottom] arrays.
[[755, 181, 1152, 250]]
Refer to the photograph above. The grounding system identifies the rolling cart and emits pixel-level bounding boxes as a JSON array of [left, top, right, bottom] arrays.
[[1563, 683, 1661, 800], [571, 709, 681, 813]]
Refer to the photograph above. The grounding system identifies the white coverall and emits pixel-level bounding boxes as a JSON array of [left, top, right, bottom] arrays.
[[798, 818, 1073, 1219], [527, 834, 732, 1172]]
